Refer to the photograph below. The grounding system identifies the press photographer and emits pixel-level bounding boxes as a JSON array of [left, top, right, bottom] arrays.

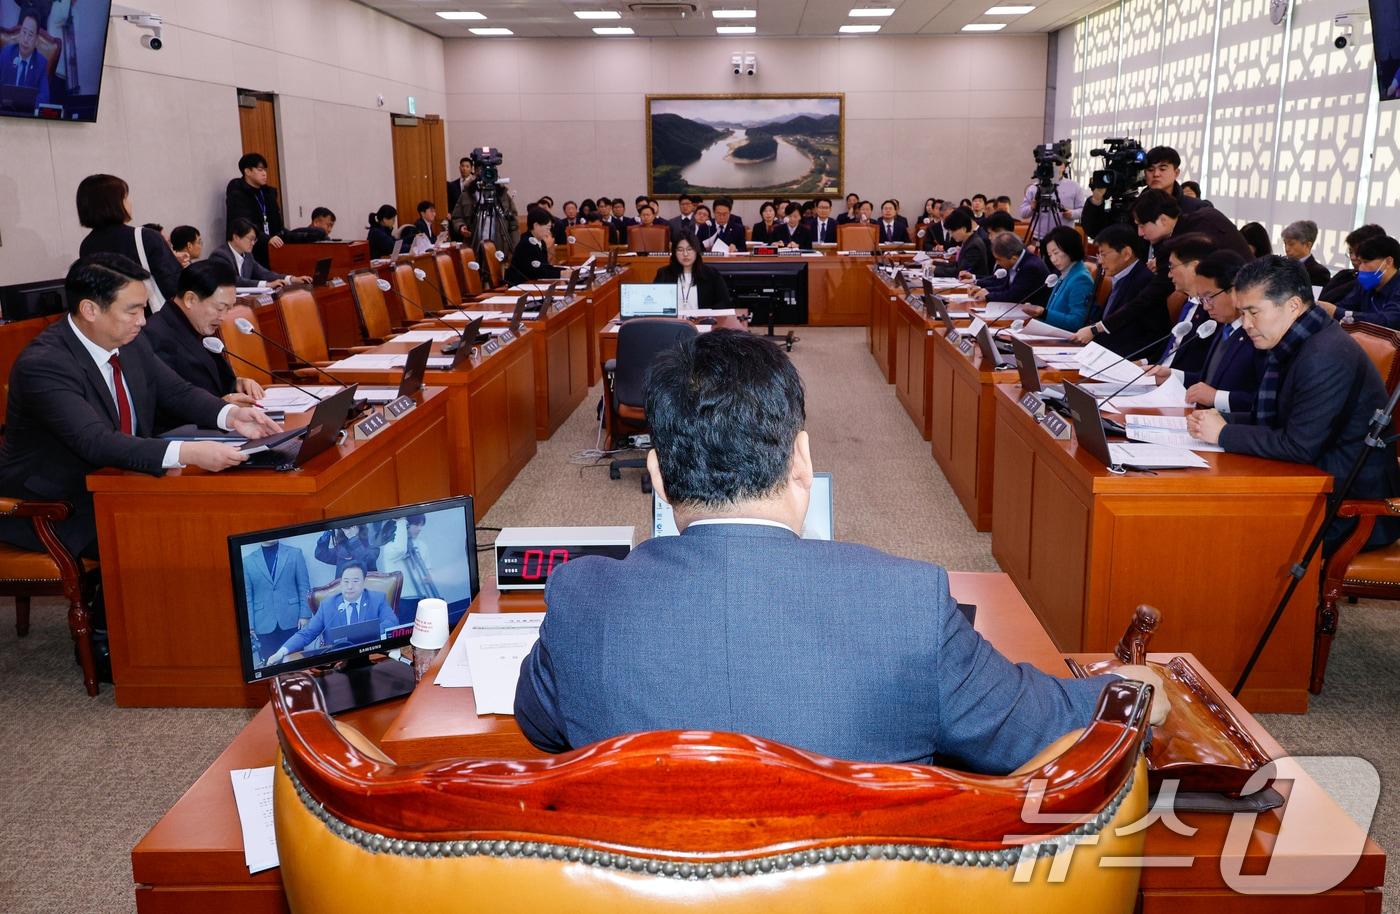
[[1017, 140, 1087, 242], [449, 145, 519, 255]]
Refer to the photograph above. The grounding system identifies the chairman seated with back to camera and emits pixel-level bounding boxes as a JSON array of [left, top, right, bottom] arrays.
[[515, 330, 1166, 772]]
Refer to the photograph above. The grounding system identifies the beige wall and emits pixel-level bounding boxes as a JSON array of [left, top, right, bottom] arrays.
[[442, 35, 1048, 224], [0, 0, 446, 285]]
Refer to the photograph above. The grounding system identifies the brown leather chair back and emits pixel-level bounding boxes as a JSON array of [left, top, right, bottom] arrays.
[[1344, 322, 1400, 436], [482, 242, 505, 287], [457, 248, 484, 296], [392, 263, 426, 322], [628, 224, 670, 254], [1091, 259, 1112, 308], [273, 674, 1150, 913], [407, 253, 444, 312], [348, 270, 393, 340], [218, 310, 274, 386], [568, 224, 608, 260], [433, 252, 464, 308], [838, 223, 879, 252], [307, 570, 404, 613], [276, 288, 330, 364]]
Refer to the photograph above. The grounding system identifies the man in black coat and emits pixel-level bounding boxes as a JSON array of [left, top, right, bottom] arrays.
[[0, 255, 282, 559], [708, 197, 747, 252], [1081, 145, 1210, 238], [966, 233, 1050, 306], [224, 152, 286, 268], [933, 209, 990, 278]]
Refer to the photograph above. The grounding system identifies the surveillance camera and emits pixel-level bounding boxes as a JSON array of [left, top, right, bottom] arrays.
[[733, 65, 742, 75], [141, 32, 162, 50], [1334, 14, 1356, 49], [118, 12, 163, 50]]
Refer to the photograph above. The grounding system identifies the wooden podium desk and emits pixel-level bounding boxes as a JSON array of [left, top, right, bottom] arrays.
[[89, 388, 453, 709], [268, 240, 370, 281], [319, 332, 537, 516], [131, 573, 1384, 913], [990, 384, 1331, 713]]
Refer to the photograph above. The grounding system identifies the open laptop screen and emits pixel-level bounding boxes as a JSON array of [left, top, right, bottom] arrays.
[[652, 472, 834, 540], [620, 283, 679, 318]]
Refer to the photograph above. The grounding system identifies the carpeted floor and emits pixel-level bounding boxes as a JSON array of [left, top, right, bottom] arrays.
[[0, 327, 1395, 911]]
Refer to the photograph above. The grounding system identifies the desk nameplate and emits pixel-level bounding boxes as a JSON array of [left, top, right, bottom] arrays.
[[1039, 412, 1072, 440], [1018, 391, 1047, 419], [353, 409, 390, 441], [385, 395, 417, 420]]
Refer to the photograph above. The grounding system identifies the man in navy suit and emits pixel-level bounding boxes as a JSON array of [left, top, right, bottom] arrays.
[[609, 199, 637, 246], [265, 562, 396, 664], [0, 13, 49, 108], [806, 197, 838, 246], [966, 234, 1050, 306], [877, 200, 910, 244], [708, 196, 746, 251], [1078, 225, 1152, 334], [516, 330, 1166, 772], [243, 539, 313, 666]]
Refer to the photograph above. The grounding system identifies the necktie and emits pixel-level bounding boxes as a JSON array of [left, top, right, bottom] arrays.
[[347, 602, 359, 624], [109, 354, 134, 435], [17, 59, 27, 86]]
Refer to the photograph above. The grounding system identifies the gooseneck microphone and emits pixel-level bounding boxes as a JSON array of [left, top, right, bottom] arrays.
[[988, 273, 1059, 326], [1096, 320, 1218, 413], [232, 317, 359, 389], [381, 275, 471, 354], [1078, 320, 1193, 382], [203, 336, 325, 403]]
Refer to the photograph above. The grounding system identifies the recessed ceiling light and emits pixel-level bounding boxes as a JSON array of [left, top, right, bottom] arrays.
[[839, 23, 881, 32], [848, 7, 895, 16], [716, 25, 756, 33], [574, 10, 622, 19], [436, 10, 486, 20], [961, 22, 1006, 31], [985, 5, 1036, 13], [593, 25, 634, 33], [712, 9, 757, 18], [469, 26, 513, 34]]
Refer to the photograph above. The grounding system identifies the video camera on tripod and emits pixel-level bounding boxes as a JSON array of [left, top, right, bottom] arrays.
[[466, 146, 513, 261], [1024, 139, 1072, 242], [1032, 139, 1073, 189], [1089, 137, 1147, 221]]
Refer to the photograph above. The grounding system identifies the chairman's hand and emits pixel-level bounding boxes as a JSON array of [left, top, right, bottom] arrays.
[[1185, 382, 1218, 407], [1072, 326, 1096, 345], [1187, 408, 1226, 444], [269, 236, 285, 249], [1114, 663, 1170, 726], [228, 406, 283, 438], [180, 441, 249, 472], [958, 270, 975, 282], [236, 376, 267, 400]]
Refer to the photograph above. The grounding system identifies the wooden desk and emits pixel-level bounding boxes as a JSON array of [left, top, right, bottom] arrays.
[[268, 241, 369, 281], [320, 333, 537, 516], [131, 573, 1384, 912], [89, 389, 453, 708], [990, 384, 1331, 713]]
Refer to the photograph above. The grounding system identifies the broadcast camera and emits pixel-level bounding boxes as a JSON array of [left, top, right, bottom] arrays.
[[1032, 139, 1072, 186], [469, 146, 504, 188], [1090, 138, 1147, 202]]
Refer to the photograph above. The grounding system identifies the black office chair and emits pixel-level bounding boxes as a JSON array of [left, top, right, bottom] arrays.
[[606, 318, 699, 492]]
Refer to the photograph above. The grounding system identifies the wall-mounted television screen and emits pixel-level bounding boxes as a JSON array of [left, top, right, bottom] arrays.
[[1372, 0, 1400, 101], [0, 0, 112, 122]]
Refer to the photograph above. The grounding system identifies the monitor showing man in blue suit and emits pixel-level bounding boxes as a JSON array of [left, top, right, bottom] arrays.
[[265, 562, 396, 665], [515, 329, 1168, 774], [1, 13, 49, 108]]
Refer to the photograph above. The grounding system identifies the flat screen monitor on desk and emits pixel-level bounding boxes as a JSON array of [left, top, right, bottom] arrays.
[[229, 495, 480, 712], [652, 472, 834, 540], [620, 283, 679, 319]]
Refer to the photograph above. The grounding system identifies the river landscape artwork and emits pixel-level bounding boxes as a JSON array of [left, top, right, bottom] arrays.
[[647, 95, 843, 198]]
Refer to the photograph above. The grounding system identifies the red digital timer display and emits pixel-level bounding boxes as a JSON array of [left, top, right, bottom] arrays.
[[496, 543, 631, 588]]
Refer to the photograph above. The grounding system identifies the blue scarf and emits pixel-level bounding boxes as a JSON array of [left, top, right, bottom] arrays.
[[1253, 305, 1331, 426]]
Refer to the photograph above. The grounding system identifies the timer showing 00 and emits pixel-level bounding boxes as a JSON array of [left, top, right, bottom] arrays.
[[496, 540, 632, 589], [520, 548, 570, 580]]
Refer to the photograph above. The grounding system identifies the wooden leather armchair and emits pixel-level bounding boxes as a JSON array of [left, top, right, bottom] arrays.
[[276, 289, 338, 371], [481, 242, 506, 288], [308, 570, 404, 614], [392, 263, 427, 323], [272, 674, 1150, 913], [627, 224, 670, 254], [347, 270, 393, 342], [568, 224, 608, 260], [1312, 322, 1400, 693], [0, 498, 99, 695], [456, 249, 484, 296], [218, 312, 274, 387], [432, 252, 464, 308], [837, 223, 879, 252]]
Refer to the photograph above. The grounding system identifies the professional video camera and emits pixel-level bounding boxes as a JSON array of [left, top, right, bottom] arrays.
[[1089, 138, 1147, 207], [465, 146, 512, 257], [469, 146, 503, 188], [1032, 139, 1073, 187], [1024, 139, 1073, 241]]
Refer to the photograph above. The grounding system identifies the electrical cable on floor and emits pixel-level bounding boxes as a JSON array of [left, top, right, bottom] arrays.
[[570, 394, 644, 464]]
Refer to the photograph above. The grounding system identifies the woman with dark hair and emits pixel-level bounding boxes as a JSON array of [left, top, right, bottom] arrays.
[[1025, 225, 1094, 331], [654, 233, 731, 311], [772, 203, 813, 249], [507, 208, 564, 285], [76, 173, 182, 307], [366, 205, 399, 259], [749, 201, 781, 245], [1240, 221, 1273, 258], [919, 197, 939, 226], [1181, 180, 1202, 199]]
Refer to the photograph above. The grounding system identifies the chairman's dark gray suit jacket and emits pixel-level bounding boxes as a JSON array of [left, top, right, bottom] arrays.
[[515, 523, 1114, 774]]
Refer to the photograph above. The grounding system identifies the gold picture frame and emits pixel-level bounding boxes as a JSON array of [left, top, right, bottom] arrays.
[[646, 93, 845, 199]]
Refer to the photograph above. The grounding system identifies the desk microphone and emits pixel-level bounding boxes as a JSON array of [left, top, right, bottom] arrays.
[[386, 274, 472, 354], [988, 273, 1058, 326], [1096, 320, 1218, 413], [232, 317, 360, 390], [1078, 320, 1193, 382], [203, 336, 325, 403]]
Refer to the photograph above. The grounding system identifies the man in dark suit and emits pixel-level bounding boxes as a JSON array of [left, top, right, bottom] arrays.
[[282, 207, 337, 244], [1190, 257, 1400, 550], [446, 157, 473, 211], [1154, 234, 1218, 375], [876, 200, 910, 244], [1080, 190, 1250, 360], [668, 195, 699, 239], [806, 197, 838, 246], [835, 193, 860, 225], [515, 330, 1167, 770], [608, 199, 637, 246], [0, 13, 50, 107], [0, 254, 282, 559], [933, 209, 990, 278], [1281, 220, 1331, 288], [1079, 224, 1153, 333], [264, 562, 397, 665], [412, 201, 439, 243], [209, 218, 308, 287], [707, 196, 746, 251], [224, 153, 286, 268], [1080, 145, 1209, 238], [966, 233, 1050, 306], [144, 260, 267, 427]]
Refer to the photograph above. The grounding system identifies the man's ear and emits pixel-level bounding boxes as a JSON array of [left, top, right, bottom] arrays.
[[646, 449, 671, 505], [790, 430, 814, 493]]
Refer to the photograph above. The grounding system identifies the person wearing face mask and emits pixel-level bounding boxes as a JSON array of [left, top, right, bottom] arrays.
[[1319, 235, 1400, 328], [1189, 257, 1400, 552], [654, 233, 731, 311], [144, 260, 267, 423], [1319, 224, 1386, 304], [507, 209, 564, 285]]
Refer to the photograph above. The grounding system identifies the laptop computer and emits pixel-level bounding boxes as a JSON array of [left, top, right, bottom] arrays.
[[975, 322, 1015, 370], [0, 84, 37, 114], [653, 472, 835, 540], [322, 619, 383, 650], [239, 384, 359, 469], [620, 283, 679, 320], [926, 294, 959, 339], [311, 258, 333, 287]]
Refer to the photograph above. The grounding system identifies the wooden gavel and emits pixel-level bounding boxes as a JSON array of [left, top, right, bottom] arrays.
[[1113, 604, 1162, 666]]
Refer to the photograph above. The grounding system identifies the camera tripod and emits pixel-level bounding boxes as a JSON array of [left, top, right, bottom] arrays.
[[470, 181, 512, 265], [1022, 181, 1067, 247]]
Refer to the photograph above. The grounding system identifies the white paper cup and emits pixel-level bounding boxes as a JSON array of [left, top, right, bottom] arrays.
[[410, 598, 450, 650]]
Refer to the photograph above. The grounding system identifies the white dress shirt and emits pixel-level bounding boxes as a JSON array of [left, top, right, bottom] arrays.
[[688, 517, 796, 534], [1168, 315, 1244, 410], [230, 244, 292, 285], [68, 316, 234, 468]]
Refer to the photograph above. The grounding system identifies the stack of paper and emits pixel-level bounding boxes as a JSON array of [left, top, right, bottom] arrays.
[[1125, 415, 1224, 452], [329, 353, 408, 370], [230, 767, 279, 874], [442, 310, 510, 322], [259, 386, 342, 412], [977, 303, 1036, 322], [1011, 319, 1075, 341], [1107, 442, 1211, 469], [1074, 342, 1146, 384], [456, 613, 545, 714], [392, 329, 460, 342], [1101, 374, 1188, 409], [479, 295, 527, 306]]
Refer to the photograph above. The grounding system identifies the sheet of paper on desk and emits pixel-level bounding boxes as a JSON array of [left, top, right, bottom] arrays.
[[259, 386, 341, 411], [1126, 427, 1224, 452], [1108, 442, 1211, 468], [926, 277, 964, 288], [235, 285, 269, 295], [426, 357, 455, 369], [979, 303, 1035, 321], [1011, 320, 1075, 342], [460, 613, 545, 714], [1126, 414, 1189, 431], [681, 308, 738, 317], [393, 330, 460, 342], [479, 295, 526, 306], [442, 310, 510, 322], [329, 353, 406, 370], [435, 629, 474, 687], [1103, 374, 1187, 409], [511, 283, 563, 292], [230, 767, 279, 874], [1074, 342, 1144, 383]]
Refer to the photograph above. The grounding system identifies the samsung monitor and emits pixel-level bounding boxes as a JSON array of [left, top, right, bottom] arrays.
[[0, 1, 115, 123], [652, 472, 834, 540], [229, 495, 479, 712], [620, 283, 679, 319]]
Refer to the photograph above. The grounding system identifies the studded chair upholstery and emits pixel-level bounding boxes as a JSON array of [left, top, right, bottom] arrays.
[[272, 673, 1150, 913]]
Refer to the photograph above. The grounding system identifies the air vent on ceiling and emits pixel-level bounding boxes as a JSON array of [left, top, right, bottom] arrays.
[[627, 2, 698, 19]]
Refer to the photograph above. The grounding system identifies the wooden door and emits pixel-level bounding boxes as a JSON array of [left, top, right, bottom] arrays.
[[391, 114, 447, 229], [236, 90, 283, 214]]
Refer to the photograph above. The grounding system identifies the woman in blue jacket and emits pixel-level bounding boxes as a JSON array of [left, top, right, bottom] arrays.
[[1026, 225, 1095, 332]]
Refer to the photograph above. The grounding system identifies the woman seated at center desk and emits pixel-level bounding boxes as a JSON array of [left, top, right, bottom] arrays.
[[654, 233, 732, 311], [770, 203, 813, 250]]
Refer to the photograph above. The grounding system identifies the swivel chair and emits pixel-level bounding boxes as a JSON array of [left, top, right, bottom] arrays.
[[604, 318, 699, 492]]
